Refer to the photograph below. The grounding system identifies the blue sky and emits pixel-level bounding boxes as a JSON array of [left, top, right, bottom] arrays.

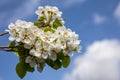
[[0, 0, 120, 80]]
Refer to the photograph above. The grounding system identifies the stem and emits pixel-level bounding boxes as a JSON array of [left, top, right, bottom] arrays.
[[0, 32, 9, 36], [0, 46, 16, 51], [0, 46, 10, 49]]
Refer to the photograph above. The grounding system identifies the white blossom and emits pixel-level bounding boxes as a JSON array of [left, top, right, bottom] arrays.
[[8, 23, 21, 42], [7, 6, 82, 69], [25, 56, 36, 68], [36, 6, 62, 18]]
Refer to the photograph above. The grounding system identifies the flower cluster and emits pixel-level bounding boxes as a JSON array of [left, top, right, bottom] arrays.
[[7, 6, 81, 78]]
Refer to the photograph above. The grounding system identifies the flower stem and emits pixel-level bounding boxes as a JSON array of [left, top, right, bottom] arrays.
[[0, 32, 9, 36], [0, 46, 15, 52]]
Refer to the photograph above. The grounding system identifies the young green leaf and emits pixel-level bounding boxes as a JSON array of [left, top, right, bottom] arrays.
[[16, 62, 26, 79], [16, 46, 29, 56], [44, 26, 55, 33], [8, 41, 15, 47], [53, 59, 62, 70], [38, 16, 45, 21], [53, 18, 62, 29], [45, 59, 54, 67], [57, 51, 64, 60], [34, 21, 42, 27], [25, 63, 34, 72], [62, 56, 70, 68]]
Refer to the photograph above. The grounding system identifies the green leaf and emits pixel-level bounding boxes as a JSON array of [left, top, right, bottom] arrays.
[[8, 41, 15, 47], [19, 56, 26, 62], [13, 47, 19, 56], [62, 56, 70, 68], [45, 59, 62, 70], [34, 21, 40, 26], [44, 27, 50, 32], [53, 18, 62, 29], [34, 21, 42, 27], [26, 63, 34, 72], [16, 62, 26, 79], [44, 26, 55, 33], [53, 59, 62, 70], [57, 51, 64, 60], [45, 59, 54, 67], [38, 16, 45, 21], [16, 56, 34, 78], [34, 16, 45, 27], [16, 46, 29, 56], [20, 56, 34, 72]]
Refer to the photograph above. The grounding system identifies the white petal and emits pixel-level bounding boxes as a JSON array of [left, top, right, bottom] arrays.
[[8, 23, 14, 29], [49, 53, 57, 61], [35, 51, 41, 58], [30, 61, 36, 68], [25, 56, 32, 63], [42, 53, 48, 59], [16, 38, 21, 42], [67, 52, 73, 56], [30, 49, 36, 55], [24, 44, 31, 49], [24, 39, 31, 44], [9, 36, 15, 41]]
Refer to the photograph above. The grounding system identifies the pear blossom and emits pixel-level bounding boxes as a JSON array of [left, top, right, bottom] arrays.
[[36, 6, 62, 18], [8, 23, 21, 42], [36, 6, 64, 27], [25, 56, 36, 68], [7, 6, 82, 70]]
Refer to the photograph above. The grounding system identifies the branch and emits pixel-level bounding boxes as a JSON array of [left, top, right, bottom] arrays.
[[0, 46, 10, 49], [0, 46, 15, 52], [0, 32, 9, 36]]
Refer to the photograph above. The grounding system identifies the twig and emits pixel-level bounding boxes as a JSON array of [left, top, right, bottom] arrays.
[[0, 49, 14, 52], [0, 46, 18, 52], [0, 46, 15, 48], [0, 32, 9, 36]]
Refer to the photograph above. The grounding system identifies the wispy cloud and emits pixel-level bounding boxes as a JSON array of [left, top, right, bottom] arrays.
[[0, 0, 41, 27], [8, 0, 41, 22], [93, 13, 107, 25], [62, 39, 120, 80], [63, 0, 86, 8], [114, 2, 120, 22]]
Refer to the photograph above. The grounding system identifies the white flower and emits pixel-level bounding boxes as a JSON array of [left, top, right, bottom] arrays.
[[30, 40, 49, 59], [40, 31, 56, 43], [36, 41, 49, 59], [7, 6, 82, 64], [8, 23, 21, 42], [35, 6, 63, 26], [15, 20, 33, 28], [35, 6, 45, 17], [56, 36, 67, 49], [25, 56, 36, 68], [36, 6, 62, 18], [20, 27, 35, 44], [45, 6, 62, 17], [8, 20, 37, 44], [48, 45, 61, 61]]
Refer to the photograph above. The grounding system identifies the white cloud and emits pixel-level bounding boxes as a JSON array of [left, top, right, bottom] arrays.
[[63, 0, 86, 8], [0, 0, 41, 27], [93, 13, 107, 25], [8, 0, 41, 22], [114, 3, 120, 22], [62, 39, 120, 80]]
